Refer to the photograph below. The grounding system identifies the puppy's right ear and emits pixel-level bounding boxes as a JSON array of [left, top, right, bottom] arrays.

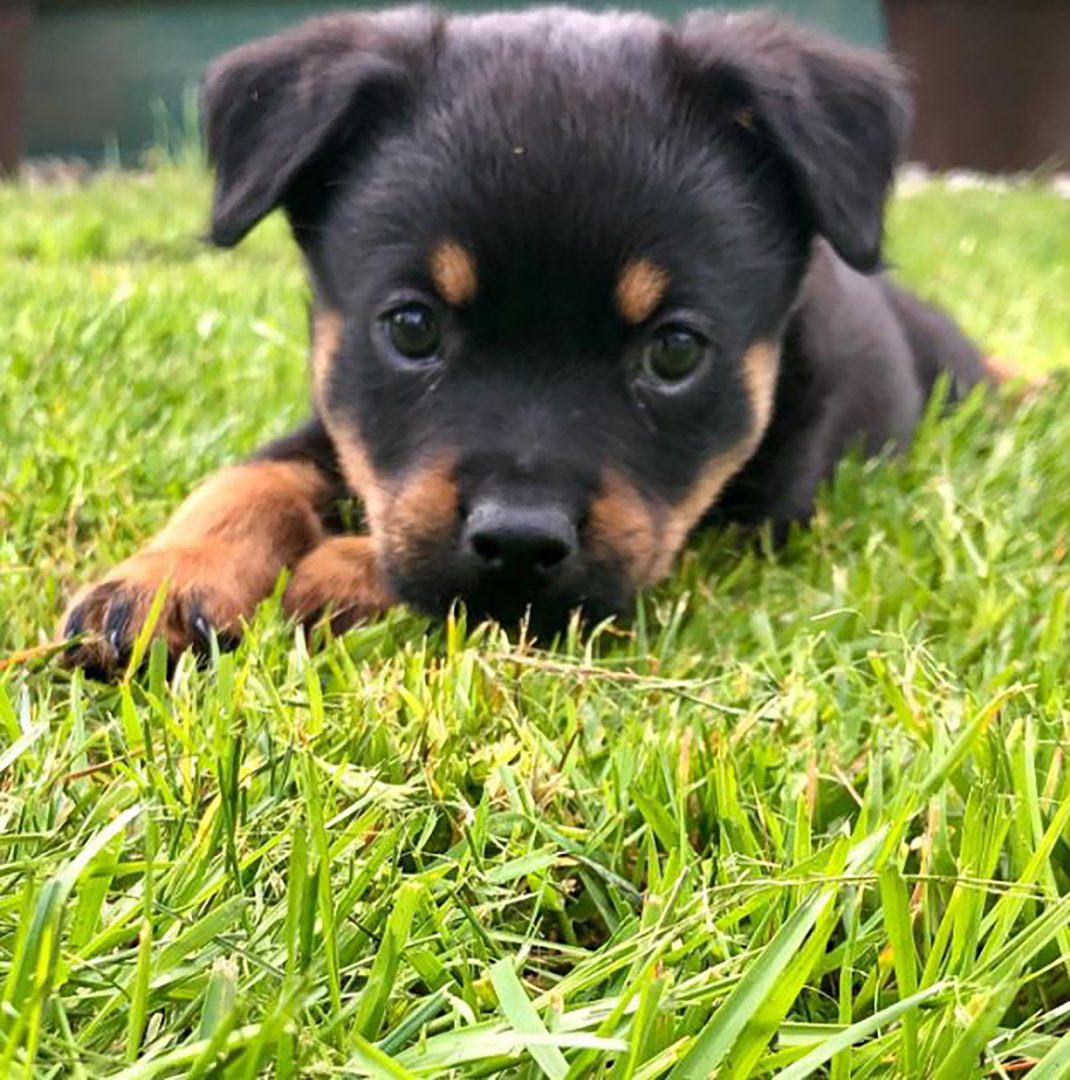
[[202, 13, 430, 248]]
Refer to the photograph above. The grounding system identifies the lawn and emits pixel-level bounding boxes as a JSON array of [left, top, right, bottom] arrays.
[[1, 167, 1069, 1077]]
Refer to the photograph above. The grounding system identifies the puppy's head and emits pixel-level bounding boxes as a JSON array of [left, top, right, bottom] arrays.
[[202, 7, 907, 634]]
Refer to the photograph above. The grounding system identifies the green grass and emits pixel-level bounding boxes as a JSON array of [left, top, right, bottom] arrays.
[[1, 167, 1069, 1077]]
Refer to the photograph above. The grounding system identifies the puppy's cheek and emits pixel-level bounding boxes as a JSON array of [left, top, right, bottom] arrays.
[[331, 425, 391, 534], [585, 472, 662, 589], [309, 307, 344, 411], [308, 307, 395, 533], [379, 455, 461, 591], [655, 341, 781, 575]]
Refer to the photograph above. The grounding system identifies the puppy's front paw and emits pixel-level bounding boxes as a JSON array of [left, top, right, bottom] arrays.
[[284, 536, 392, 634], [60, 542, 280, 678]]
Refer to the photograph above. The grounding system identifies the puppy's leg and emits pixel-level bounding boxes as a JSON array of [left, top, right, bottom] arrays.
[[709, 408, 843, 538], [880, 280, 991, 398], [284, 536, 392, 634], [60, 420, 372, 675]]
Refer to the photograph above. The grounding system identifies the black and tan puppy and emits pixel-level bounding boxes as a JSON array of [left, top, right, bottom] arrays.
[[61, 6, 990, 674]]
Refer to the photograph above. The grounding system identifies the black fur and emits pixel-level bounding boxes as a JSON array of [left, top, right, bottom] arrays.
[[676, 12, 911, 272], [202, 10, 435, 247], [201, 6, 989, 629]]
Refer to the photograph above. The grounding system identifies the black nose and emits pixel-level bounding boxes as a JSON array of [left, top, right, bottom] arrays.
[[461, 499, 577, 578]]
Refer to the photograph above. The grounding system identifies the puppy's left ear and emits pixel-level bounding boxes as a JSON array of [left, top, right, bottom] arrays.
[[675, 13, 910, 272]]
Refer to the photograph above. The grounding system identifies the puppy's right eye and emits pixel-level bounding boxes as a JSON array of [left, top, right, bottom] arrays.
[[384, 303, 441, 362], [639, 325, 709, 386]]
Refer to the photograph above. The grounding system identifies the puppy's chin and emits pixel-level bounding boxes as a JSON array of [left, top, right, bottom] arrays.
[[462, 594, 625, 642], [388, 565, 632, 640]]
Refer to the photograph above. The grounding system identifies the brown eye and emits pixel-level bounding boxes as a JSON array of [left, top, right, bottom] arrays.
[[385, 303, 440, 361], [641, 326, 709, 384]]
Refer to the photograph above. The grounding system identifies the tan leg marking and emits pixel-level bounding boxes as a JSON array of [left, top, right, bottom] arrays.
[[151, 461, 330, 552], [61, 461, 329, 673], [984, 355, 1047, 391], [284, 535, 393, 633]]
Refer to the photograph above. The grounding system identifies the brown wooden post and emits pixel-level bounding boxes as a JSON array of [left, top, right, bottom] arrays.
[[0, 1, 34, 175], [884, 0, 1070, 173]]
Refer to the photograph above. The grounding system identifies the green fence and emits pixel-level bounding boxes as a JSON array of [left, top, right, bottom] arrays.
[[26, 0, 885, 163]]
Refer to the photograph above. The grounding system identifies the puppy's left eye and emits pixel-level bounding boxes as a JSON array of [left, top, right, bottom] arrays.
[[384, 303, 441, 362], [640, 326, 709, 385]]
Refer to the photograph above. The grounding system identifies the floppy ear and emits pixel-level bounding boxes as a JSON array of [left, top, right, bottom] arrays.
[[675, 12, 910, 272], [202, 14, 426, 248]]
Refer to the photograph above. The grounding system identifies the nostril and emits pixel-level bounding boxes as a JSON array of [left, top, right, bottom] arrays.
[[472, 533, 502, 564], [534, 538, 569, 570]]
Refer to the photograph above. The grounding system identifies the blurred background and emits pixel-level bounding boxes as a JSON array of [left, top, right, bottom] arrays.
[[2, 0, 1068, 176]]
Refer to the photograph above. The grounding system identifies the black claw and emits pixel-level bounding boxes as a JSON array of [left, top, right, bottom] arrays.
[[64, 605, 86, 640], [103, 596, 134, 657], [189, 605, 214, 647], [82, 660, 114, 683], [186, 597, 240, 655]]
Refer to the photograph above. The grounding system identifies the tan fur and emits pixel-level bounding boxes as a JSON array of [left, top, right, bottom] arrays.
[[284, 535, 393, 633], [533, 342, 781, 588], [615, 258, 669, 325], [60, 461, 329, 670], [586, 471, 659, 586], [309, 307, 344, 407], [152, 461, 330, 551], [308, 307, 393, 533], [309, 309, 460, 591], [380, 454, 459, 567], [985, 355, 1047, 391], [985, 357, 1016, 382], [429, 240, 478, 306], [653, 341, 781, 578], [331, 428, 391, 535]]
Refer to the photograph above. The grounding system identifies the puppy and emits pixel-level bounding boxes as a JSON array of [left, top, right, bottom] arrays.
[[60, 6, 989, 675]]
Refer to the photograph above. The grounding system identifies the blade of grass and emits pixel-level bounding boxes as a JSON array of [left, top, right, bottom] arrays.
[[668, 885, 836, 1078], [125, 808, 155, 1062], [878, 866, 919, 1075], [931, 982, 1018, 1080], [777, 982, 949, 1080], [1029, 1027, 1070, 1080], [346, 1030, 419, 1079], [351, 880, 423, 1041], [491, 958, 569, 1080]]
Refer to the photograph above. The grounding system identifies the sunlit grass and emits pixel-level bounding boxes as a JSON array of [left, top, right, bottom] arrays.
[[1, 167, 1068, 1076]]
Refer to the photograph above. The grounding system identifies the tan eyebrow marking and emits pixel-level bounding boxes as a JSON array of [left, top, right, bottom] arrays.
[[428, 240, 478, 306], [615, 258, 669, 325]]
